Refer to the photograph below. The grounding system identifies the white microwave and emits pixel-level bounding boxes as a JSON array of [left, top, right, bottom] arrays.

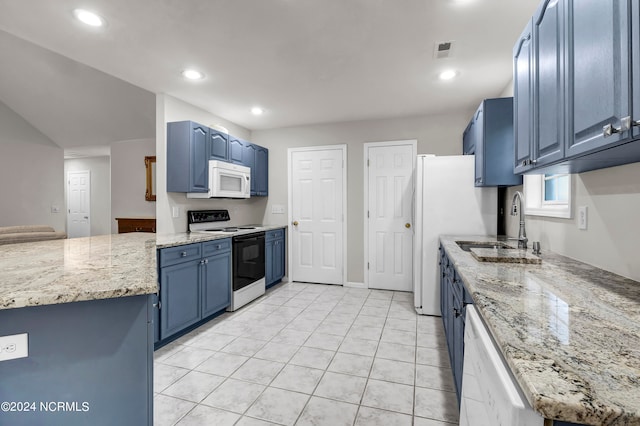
[[187, 160, 251, 199]]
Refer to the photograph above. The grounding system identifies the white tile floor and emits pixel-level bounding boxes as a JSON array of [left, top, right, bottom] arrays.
[[154, 282, 459, 426]]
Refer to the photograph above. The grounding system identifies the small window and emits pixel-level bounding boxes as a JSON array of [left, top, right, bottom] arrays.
[[542, 174, 570, 204], [523, 173, 572, 218]]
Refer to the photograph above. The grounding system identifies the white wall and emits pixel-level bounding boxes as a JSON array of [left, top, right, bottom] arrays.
[[505, 163, 640, 282], [156, 94, 267, 234], [0, 100, 65, 230], [251, 110, 473, 284], [500, 78, 640, 281], [110, 139, 156, 234], [64, 156, 111, 236]]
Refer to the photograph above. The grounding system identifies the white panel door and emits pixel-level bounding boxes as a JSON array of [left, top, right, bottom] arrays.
[[67, 170, 91, 238], [367, 144, 414, 291], [290, 148, 344, 285]]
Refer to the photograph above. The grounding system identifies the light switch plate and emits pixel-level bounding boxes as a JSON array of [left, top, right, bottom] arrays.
[[578, 206, 588, 230], [51, 205, 60, 213], [271, 204, 285, 214], [172, 206, 180, 218], [0, 333, 28, 361]]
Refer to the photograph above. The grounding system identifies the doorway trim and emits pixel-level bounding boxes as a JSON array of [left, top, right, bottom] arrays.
[[363, 140, 417, 289], [287, 145, 348, 285]]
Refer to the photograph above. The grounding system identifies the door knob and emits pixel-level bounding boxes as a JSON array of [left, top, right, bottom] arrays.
[[292, 221, 299, 226], [405, 223, 411, 229]]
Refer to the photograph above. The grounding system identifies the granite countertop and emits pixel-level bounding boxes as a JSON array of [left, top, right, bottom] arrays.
[[0, 233, 158, 311], [156, 225, 286, 248], [440, 235, 640, 425]]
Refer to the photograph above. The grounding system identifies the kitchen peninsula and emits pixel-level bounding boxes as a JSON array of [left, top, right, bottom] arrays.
[[0, 233, 157, 426]]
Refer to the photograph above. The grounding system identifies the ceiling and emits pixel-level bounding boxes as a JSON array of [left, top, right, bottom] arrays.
[[0, 0, 540, 145]]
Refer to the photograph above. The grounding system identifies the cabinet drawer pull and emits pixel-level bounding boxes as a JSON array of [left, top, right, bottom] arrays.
[[204, 259, 209, 264], [181, 251, 187, 257], [632, 119, 640, 127], [216, 245, 221, 249]]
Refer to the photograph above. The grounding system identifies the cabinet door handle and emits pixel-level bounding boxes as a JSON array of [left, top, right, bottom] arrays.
[[216, 245, 221, 249], [181, 251, 187, 257], [204, 259, 209, 264], [603, 123, 622, 137]]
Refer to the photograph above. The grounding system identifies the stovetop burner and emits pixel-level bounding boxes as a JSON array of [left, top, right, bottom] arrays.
[[188, 210, 260, 234]]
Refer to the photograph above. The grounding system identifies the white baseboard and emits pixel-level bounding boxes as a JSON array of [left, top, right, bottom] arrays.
[[345, 281, 367, 289]]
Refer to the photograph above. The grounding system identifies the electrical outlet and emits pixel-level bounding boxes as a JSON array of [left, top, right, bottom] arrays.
[[51, 205, 60, 213], [578, 206, 588, 230], [0, 333, 28, 361]]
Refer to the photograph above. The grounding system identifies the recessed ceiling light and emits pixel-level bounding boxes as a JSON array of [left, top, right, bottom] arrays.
[[251, 107, 264, 116], [182, 69, 205, 80], [73, 9, 105, 27], [439, 70, 458, 80]]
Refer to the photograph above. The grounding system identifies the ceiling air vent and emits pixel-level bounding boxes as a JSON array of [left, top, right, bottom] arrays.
[[434, 40, 455, 59]]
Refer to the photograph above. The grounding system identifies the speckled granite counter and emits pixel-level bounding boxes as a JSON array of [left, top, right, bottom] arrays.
[[0, 233, 158, 310], [155, 225, 286, 248], [440, 235, 640, 426]]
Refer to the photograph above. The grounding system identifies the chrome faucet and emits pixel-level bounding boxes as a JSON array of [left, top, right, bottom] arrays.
[[510, 191, 528, 249]]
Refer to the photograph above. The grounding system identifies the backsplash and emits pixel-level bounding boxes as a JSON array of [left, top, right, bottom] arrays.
[[505, 161, 640, 282]]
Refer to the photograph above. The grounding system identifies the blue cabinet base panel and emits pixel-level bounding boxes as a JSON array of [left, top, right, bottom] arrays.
[[0, 295, 153, 426]]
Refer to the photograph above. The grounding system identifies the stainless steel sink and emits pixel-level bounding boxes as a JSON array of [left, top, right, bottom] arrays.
[[456, 241, 515, 252]]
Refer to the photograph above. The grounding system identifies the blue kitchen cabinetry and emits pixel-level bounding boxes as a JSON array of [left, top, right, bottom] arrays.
[[255, 146, 269, 196], [514, 0, 566, 173], [229, 138, 268, 197], [229, 135, 245, 165], [242, 142, 269, 196], [463, 98, 522, 186], [167, 121, 210, 193], [439, 245, 471, 405], [201, 239, 233, 317], [156, 239, 231, 343], [209, 128, 230, 161], [266, 228, 285, 288], [167, 121, 268, 195], [514, 0, 640, 174], [533, 0, 565, 168], [513, 19, 534, 174]]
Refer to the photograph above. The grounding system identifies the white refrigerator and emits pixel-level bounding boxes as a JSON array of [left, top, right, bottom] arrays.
[[413, 155, 497, 316]]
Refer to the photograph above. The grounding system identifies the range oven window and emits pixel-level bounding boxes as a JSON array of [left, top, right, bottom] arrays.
[[232, 232, 265, 291]]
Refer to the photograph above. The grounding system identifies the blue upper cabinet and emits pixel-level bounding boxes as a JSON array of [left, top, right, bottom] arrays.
[[241, 142, 269, 197], [243, 143, 257, 194], [228, 136, 245, 165], [513, 20, 534, 174], [167, 121, 209, 193], [255, 146, 269, 196], [513, 1, 640, 174], [465, 98, 522, 187], [533, 0, 565, 167], [566, 0, 632, 157], [167, 120, 269, 195], [209, 129, 229, 161], [462, 121, 474, 155], [633, 2, 640, 139]]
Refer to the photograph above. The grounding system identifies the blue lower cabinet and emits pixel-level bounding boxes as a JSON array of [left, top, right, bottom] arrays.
[[439, 244, 471, 406], [160, 259, 201, 339], [266, 229, 285, 287], [202, 252, 232, 318], [157, 239, 232, 343]]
